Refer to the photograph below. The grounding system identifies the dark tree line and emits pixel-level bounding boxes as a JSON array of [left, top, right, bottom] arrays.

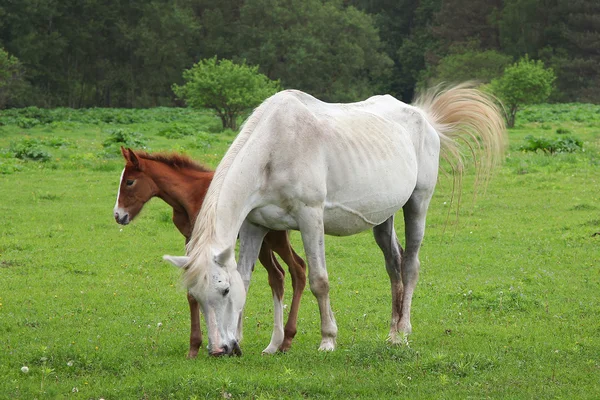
[[0, 0, 598, 108]]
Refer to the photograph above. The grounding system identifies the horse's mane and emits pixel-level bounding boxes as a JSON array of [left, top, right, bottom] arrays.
[[135, 151, 212, 172], [183, 95, 276, 287]]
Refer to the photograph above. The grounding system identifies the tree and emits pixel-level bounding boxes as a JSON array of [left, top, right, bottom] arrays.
[[423, 48, 513, 86], [173, 57, 280, 130], [236, 0, 392, 102], [0, 47, 24, 108], [489, 56, 555, 128]]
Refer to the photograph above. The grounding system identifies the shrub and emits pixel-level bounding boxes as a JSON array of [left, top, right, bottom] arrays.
[[519, 135, 583, 154], [102, 128, 147, 148], [9, 138, 52, 162], [156, 124, 196, 139], [490, 56, 556, 128], [173, 57, 280, 130], [555, 127, 572, 135]]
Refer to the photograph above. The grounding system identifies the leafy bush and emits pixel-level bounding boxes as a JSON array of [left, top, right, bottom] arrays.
[[490, 56, 556, 128], [156, 124, 197, 139], [102, 128, 147, 148], [519, 135, 583, 154], [555, 127, 572, 135], [173, 57, 280, 130], [9, 138, 52, 161]]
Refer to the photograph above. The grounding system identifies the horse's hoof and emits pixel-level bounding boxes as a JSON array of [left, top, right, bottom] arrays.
[[318, 339, 336, 351], [387, 332, 410, 347], [262, 345, 278, 355]]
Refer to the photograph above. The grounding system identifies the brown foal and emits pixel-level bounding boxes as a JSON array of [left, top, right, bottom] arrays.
[[114, 147, 306, 357]]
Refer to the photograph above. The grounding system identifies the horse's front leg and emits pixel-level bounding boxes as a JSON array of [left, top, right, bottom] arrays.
[[237, 220, 269, 342], [298, 207, 337, 351], [187, 291, 202, 358]]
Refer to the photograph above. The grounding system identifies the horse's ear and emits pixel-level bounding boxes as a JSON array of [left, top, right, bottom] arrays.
[[163, 255, 189, 269], [214, 247, 233, 267], [126, 148, 141, 169]]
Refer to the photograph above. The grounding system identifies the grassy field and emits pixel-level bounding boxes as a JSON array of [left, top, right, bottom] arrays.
[[1, 104, 599, 399]]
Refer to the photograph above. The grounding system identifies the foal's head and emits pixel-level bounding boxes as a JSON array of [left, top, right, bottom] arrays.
[[114, 147, 158, 225]]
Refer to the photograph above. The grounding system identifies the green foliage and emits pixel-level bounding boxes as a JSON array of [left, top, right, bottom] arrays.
[[425, 49, 513, 85], [156, 123, 197, 139], [236, 0, 393, 101], [173, 57, 280, 130], [102, 129, 147, 153], [519, 135, 583, 154], [9, 138, 52, 162], [490, 56, 556, 128], [0, 48, 25, 109]]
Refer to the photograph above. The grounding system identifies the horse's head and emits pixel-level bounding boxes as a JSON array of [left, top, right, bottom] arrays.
[[164, 247, 245, 357], [114, 147, 158, 225]]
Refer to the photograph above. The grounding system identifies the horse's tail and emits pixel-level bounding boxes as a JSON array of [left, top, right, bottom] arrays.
[[414, 82, 507, 194]]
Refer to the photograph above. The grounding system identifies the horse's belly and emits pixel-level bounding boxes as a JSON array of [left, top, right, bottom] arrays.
[[322, 191, 407, 236], [247, 205, 299, 231]]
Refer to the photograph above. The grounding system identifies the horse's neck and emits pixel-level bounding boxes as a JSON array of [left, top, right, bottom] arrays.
[[197, 150, 263, 253]]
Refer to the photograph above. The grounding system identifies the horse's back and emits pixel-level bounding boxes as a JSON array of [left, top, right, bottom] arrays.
[[245, 91, 430, 235]]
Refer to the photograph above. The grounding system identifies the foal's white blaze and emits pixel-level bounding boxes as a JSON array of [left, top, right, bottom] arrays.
[[113, 168, 129, 223]]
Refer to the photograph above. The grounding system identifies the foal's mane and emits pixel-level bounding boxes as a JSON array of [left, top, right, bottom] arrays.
[[135, 151, 212, 172]]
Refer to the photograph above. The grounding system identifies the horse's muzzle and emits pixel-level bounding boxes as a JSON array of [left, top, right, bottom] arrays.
[[209, 341, 242, 357]]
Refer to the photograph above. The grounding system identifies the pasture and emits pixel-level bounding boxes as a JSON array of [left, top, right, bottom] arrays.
[[1, 104, 599, 399]]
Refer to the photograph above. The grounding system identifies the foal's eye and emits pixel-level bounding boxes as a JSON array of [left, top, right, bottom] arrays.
[[126, 179, 135, 186], [222, 288, 230, 297]]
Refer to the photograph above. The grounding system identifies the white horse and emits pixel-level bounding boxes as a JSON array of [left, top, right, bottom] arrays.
[[164, 83, 506, 356]]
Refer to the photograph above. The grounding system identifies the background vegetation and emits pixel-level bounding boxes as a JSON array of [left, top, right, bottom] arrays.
[[0, 0, 598, 108], [1, 104, 599, 398]]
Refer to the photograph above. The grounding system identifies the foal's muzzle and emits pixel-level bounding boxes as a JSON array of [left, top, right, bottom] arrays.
[[114, 212, 130, 225]]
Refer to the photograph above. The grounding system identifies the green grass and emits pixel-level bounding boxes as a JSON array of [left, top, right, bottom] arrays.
[[1, 104, 599, 399]]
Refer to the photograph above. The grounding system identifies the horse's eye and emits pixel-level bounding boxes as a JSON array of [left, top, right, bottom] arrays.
[[126, 179, 135, 186], [222, 288, 230, 297]]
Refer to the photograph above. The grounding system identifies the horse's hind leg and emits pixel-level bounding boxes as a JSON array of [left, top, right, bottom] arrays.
[[265, 230, 307, 352], [373, 216, 405, 344], [187, 292, 202, 358], [397, 189, 434, 342]]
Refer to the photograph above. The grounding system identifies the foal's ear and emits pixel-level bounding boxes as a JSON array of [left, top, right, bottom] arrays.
[[163, 255, 190, 268], [126, 148, 141, 169]]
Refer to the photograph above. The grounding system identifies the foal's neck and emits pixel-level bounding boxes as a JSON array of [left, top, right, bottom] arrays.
[[147, 160, 214, 233]]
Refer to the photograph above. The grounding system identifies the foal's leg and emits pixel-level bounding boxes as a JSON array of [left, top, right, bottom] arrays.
[[265, 230, 307, 352], [298, 207, 337, 351], [257, 244, 286, 354], [187, 292, 203, 358], [373, 216, 405, 345]]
